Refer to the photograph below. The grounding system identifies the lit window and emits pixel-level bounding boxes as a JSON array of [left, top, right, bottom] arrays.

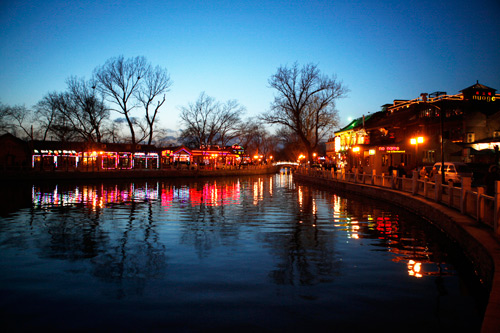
[[493, 131, 500, 138]]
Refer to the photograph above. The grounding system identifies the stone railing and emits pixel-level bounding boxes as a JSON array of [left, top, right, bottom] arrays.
[[296, 167, 500, 234]]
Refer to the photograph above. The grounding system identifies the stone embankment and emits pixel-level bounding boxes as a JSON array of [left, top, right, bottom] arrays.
[[294, 172, 500, 333]]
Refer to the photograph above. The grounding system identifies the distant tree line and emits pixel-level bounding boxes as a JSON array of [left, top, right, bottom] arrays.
[[1, 58, 346, 162]]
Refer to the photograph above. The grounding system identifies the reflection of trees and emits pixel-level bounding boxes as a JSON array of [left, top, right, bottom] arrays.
[[262, 185, 341, 286], [33, 205, 105, 260], [178, 180, 239, 259], [26, 181, 168, 298], [90, 200, 167, 298]]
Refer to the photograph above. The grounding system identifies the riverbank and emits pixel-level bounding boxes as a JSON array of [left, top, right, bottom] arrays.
[[294, 172, 500, 333], [0, 165, 281, 182]]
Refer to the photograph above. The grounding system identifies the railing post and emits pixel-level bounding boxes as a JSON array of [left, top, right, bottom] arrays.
[[495, 181, 500, 234], [477, 187, 485, 223], [391, 170, 396, 189], [371, 169, 376, 185], [412, 170, 418, 195], [435, 174, 442, 202], [424, 178, 429, 198], [460, 188, 467, 214], [448, 180, 454, 207], [460, 177, 471, 214]]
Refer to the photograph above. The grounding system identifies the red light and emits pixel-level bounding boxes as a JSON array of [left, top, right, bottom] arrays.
[[476, 91, 479, 95]]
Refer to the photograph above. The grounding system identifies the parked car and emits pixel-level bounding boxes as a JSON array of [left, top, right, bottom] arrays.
[[432, 162, 473, 184]]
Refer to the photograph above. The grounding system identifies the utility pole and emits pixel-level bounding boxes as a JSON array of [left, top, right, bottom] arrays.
[[439, 104, 445, 184]]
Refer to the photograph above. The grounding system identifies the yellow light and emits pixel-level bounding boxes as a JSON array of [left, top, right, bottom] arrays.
[[411, 137, 424, 145], [254, 155, 259, 159], [369, 149, 375, 155], [352, 147, 360, 152]]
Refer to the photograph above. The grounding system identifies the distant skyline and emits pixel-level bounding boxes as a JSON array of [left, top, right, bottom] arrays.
[[1, 0, 500, 131]]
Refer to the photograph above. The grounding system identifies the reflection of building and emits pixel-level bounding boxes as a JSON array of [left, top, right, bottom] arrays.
[[32, 180, 242, 210], [327, 82, 500, 174]]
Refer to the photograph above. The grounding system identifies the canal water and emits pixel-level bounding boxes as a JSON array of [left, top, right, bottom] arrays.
[[0, 172, 487, 331]]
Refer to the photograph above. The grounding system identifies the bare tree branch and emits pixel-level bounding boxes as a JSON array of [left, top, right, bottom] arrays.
[[262, 62, 348, 161], [94, 55, 149, 144], [135, 65, 172, 145], [179, 93, 244, 148]]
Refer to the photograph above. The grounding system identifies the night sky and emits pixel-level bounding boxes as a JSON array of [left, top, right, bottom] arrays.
[[1, 0, 499, 131]]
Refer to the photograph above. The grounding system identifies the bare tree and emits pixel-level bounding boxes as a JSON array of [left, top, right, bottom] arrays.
[[0, 103, 13, 135], [235, 117, 275, 158], [94, 55, 149, 144], [236, 118, 262, 149], [215, 99, 245, 146], [66, 76, 109, 142], [262, 62, 348, 162], [1, 103, 38, 140], [179, 92, 244, 148], [135, 65, 172, 145], [102, 118, 127, 143], [35, 92, 76, 141]]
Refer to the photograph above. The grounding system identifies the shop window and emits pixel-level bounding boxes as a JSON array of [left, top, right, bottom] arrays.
[[423, 150, 435, 163]]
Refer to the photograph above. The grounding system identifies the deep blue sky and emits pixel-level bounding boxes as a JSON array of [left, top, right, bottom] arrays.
[[1, 0, 499, 131]]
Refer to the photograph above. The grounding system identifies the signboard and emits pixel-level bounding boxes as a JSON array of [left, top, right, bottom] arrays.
[[472, 91, 496, 102], [378, 146, 405, 153]]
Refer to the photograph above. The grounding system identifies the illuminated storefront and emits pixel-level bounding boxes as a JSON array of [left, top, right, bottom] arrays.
[[32, 149, 79, 170], [329, 81, 500, 174]]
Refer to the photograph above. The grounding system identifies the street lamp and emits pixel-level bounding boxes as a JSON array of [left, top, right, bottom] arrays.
[[426, 103, 445, 184], [410, 136, 424, 169]]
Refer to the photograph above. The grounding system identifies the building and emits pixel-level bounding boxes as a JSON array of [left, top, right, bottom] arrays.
[[7, 139, 249, 171], [165, 145, 247, 169], [0, 133, 30, 170], [327, 82, 500, 175]]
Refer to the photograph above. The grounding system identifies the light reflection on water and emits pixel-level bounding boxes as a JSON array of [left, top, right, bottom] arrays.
[[0, 172, 487, 331]]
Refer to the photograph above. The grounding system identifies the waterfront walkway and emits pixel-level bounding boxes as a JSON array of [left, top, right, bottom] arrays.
[[293, 167, 500, 333]]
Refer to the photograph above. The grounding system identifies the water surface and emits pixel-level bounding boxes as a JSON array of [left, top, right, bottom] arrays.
[[0, 173, 487, 331]]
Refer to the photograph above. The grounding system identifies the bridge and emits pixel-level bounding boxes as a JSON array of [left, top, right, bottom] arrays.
[[273, 161, 299, 167]]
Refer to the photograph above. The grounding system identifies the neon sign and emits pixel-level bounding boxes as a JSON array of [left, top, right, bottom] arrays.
[[473, 91, 496, 102], [378, 146, 405, 153]]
